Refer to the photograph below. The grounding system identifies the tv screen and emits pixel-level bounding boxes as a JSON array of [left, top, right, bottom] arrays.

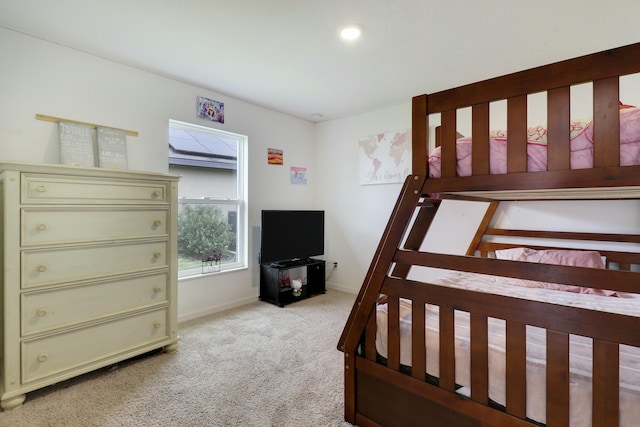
[[260, 210, 324, 265]]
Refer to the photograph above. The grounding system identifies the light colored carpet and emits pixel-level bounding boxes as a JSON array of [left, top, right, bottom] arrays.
[[1, 290, 357, 427]]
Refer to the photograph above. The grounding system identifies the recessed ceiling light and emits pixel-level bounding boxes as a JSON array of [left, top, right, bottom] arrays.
[[311, 113, 324, 120], [339, 24, 363, 41]]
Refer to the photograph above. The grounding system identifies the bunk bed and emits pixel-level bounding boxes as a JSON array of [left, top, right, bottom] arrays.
[[338, 42, 640, 427]]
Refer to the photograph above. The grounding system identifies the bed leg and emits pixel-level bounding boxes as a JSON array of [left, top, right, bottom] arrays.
[[344, 350, 356, 424]]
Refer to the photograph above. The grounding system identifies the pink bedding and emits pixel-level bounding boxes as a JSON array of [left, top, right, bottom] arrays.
[[428, 107, 640, 177], [494, 247, 620, 296]]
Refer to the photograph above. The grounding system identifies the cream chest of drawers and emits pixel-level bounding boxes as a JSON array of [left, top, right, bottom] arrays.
[[0, 162, 179, 410]]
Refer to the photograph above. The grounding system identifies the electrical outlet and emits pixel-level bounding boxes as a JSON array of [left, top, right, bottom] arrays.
[[333, 262, 338, 268]]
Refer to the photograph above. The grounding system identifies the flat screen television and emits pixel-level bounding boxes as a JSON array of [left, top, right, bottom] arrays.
[[260, 210, 324, 265]]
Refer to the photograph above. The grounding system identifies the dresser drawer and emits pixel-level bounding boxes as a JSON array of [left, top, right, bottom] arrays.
[[22, 174, 168, 205], [21, 273, 169, 335], [22, 208, 168, 246], [21, 241, 168, 288], [22, 308, 169, 383]]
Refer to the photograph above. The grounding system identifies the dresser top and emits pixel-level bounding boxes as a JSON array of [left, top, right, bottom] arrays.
[[0, 162, 180, 182]]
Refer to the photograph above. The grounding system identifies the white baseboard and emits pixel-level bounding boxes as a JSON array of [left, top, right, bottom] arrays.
[[179, 284, 358, 324], [326, 282, 358, 295], [178, 295, 258, 323]]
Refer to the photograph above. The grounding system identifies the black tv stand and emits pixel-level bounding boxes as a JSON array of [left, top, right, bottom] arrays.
[[259, 259, 326, 307], [269, 258, 311, 268]]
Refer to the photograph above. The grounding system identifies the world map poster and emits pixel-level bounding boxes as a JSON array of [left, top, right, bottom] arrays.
[[358, 130, 411, 185]]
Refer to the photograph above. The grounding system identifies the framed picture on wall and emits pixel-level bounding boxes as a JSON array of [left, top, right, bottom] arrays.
[[358, 129, 411, 185], [197, 96, 224, 123], [267, 148, 283, 165], [290, 166, 307, 184]]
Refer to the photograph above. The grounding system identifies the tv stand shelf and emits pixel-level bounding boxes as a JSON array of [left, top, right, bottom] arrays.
[[259, 259, 325, 307]]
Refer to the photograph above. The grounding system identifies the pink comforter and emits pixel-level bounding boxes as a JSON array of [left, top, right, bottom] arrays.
[[428, 107, 640, 177]]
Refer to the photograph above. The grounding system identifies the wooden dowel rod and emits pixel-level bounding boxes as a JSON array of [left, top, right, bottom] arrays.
[[35, 114, 139, 137]]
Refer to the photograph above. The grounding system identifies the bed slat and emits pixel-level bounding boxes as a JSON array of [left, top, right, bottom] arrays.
[[441, 110, 457, 177], [411, 300, 426, 381], [412, 95, 428, 176], [507, 95, 528, 173], [365, 308, 377, 362], [465, 201, 499, 256], [470, 313, 489, 405], [439, 307, 456, 391], [423, 163, 640, 194], [396, 249, 639, 296], [472, 103, 490, 175], [593, 340, 620, 427], [484, 227, 640, 244], [506, 321, 527, 418], [546, 331, 570, 427], [387, 295, 401, 370], [546, 86, 571, 171], [593, 76, 620, 168]]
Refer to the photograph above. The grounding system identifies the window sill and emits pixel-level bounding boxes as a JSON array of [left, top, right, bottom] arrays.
[[178, 265, 248, 282]]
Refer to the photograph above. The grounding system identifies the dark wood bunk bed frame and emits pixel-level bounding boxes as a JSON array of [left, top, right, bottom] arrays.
[[338, 43, 640, 427]]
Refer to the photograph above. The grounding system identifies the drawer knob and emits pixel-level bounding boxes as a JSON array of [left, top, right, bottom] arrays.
[[37, 185, 47, 193], [37, 223, 47, 231], [154, 321, 162, 329], [153, 220, 162, 227], [153, 287, 162, 293], [38, 353, 48, 362], [37, 265, 47, 272], [152, 190, 162, 198], [37, 308, 47, 317], [153, 252, 162, 259]]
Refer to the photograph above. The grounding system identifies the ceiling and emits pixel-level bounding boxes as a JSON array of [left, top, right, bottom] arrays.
[[1, 1, 639, 122]]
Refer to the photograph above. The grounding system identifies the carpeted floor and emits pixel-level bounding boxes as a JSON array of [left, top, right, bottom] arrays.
[[1, 289, 357, 427]]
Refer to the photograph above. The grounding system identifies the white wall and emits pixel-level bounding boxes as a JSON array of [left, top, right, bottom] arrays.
[[0, 28, 318, 321], [316, 103, 412, 294]]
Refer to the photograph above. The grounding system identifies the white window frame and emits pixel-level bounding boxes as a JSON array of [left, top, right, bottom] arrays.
[[169, 120, 248, 278]]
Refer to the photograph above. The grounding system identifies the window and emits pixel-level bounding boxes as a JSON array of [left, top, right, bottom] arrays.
[[169, 119, 247, 278]]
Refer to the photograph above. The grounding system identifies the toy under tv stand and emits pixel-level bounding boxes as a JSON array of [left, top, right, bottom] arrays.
[[259, 258, 325, 307]]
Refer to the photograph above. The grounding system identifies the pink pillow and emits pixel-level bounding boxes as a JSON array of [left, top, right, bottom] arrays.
[[495, 247, 618, 297]]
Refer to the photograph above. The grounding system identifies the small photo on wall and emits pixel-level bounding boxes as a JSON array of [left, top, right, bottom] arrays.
[[267, 148, 283, 165], [197, 96, 224, 123], [290, 167, 307, 184]]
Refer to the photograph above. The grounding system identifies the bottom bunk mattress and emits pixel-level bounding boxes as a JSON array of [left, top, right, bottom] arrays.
[[375, 271, 640, 426]]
